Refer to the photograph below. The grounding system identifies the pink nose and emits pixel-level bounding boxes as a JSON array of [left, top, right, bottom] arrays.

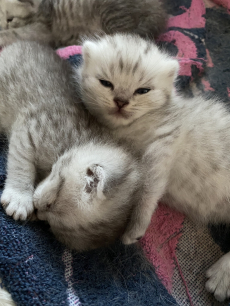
[[114, 98, 129, 109]]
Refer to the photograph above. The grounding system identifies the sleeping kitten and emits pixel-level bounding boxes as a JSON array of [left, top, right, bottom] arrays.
[[0, 41, 142, 252], [78, 33, 230, 301], [0, 0, 167, 48]]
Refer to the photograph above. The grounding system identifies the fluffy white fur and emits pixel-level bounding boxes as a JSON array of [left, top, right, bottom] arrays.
[[77, 33, 230, 301], [0, 286, 15, 306]]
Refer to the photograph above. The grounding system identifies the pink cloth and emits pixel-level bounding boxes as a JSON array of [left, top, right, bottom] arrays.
[[56, 46, 82, 58], [140, 205, 185, 291], [158, 0, 206, 80], [167, 0, 206, 29]]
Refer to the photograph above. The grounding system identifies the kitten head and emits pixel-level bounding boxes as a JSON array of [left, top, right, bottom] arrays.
[[0, 0, 41, 29], [33, 142, 141, 251], [78, 34, 179, 129]]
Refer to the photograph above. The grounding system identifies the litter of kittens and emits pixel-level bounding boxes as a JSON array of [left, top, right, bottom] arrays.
[[0, 0, 230, 305]]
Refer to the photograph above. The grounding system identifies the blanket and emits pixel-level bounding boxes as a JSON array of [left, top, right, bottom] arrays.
[[0, 0, 230, 305]]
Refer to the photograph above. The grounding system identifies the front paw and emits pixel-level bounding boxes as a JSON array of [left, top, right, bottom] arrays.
[[33, 181, 54, 211], [1, 187, 33, 221], [206, 252, 230, 302], [121, 226, 146, 245]]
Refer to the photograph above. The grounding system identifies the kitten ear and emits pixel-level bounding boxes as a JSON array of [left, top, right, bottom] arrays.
[[85, 165, 106, 199], [82, 41, 97, 64], [158, 58, 179, 91]]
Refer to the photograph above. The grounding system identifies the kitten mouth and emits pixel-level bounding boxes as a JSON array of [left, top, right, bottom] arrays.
[[108, 108, 131, 119]]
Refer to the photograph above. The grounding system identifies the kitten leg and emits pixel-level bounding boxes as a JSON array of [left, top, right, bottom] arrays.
[[122, 194, 160, 245], [206, 252, 230, 302], [122, 142, 172, 244], [1, 127, 36, 221], [0, 23, 53, 47]]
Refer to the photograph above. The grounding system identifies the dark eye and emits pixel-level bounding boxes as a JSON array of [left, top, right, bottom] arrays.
[[7, 17, 14, 23], [134, 88, 150, 95], [99, 79, 114, 89]]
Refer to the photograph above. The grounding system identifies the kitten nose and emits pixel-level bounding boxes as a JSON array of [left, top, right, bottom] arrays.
[[114, 98, 129, 109]]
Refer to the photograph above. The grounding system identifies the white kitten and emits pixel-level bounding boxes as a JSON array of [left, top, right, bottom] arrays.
[[78, 33, 230, 301]]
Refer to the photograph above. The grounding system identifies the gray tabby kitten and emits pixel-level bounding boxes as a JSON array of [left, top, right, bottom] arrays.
[[0, 0, 167, 48], [78, 33, 230, 301], [0, 41, 142, 252]]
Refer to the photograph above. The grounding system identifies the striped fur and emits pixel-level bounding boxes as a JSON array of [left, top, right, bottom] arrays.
[[0, 0, 167, 48]]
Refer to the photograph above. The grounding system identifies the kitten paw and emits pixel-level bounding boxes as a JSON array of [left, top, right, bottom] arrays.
[[1, 188, 33, 221], [33, 179, 56, 211], [121, 227, 145, 245], [206, 252, 230, 302]]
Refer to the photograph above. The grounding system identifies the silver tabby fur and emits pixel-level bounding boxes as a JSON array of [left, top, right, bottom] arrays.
[[0, 0, 167, 48], [0, 41, 142, 252], [78, 33, 230, 301]]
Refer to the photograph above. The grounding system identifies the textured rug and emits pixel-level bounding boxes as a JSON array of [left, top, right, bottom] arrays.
[[0, 0, 230, 305]]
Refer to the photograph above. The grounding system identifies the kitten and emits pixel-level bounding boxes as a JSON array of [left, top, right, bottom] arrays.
[[0, 41, 142, 252], [0, 0, 167, 48], [78, 33, 230, 301]]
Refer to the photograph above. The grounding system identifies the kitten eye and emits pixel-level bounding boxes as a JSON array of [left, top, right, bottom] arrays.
[[7, 17, 14, 23], [99, 79, 114, 90], [134, 88, 151, 95]]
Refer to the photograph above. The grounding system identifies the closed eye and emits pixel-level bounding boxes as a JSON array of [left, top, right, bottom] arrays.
[[134, 88, 151, 95], [7, 17, 14, 23], [99, 79, 114, 90]]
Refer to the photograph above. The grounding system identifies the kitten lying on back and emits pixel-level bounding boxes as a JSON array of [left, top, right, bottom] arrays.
[[78, 33, 230, 301], [0, 0, 167, 48], [0, 41, 142, 252]]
